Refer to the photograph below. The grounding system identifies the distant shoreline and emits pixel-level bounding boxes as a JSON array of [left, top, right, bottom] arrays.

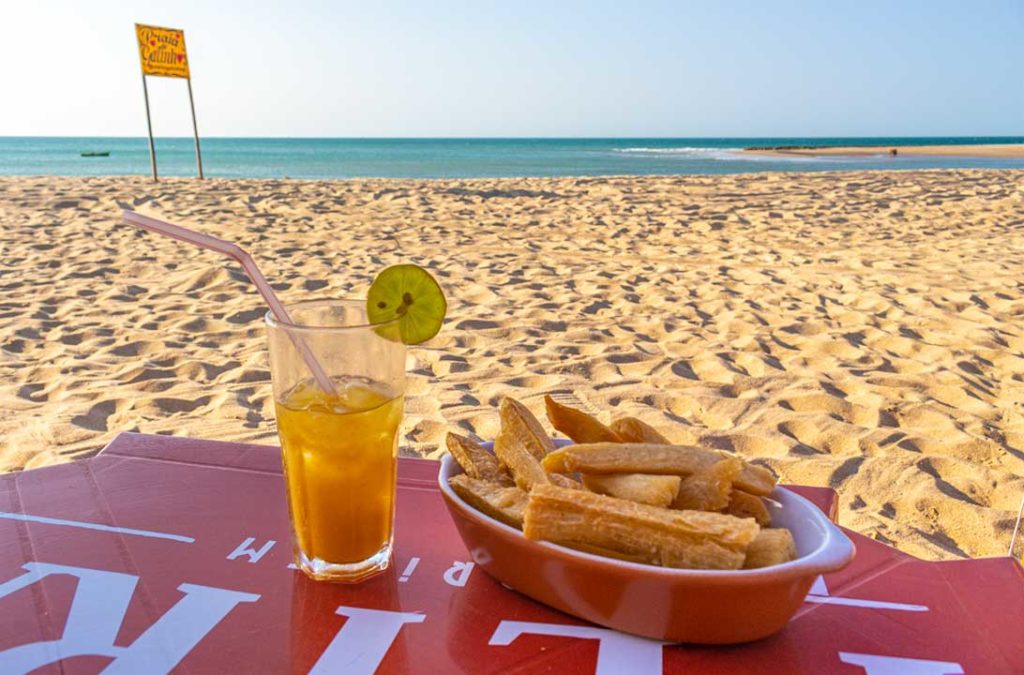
[[744, 144, 1024, 158], [4, 137, 1024, 178]]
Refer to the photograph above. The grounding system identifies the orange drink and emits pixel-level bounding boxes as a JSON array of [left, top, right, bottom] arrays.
[[266, 300, 405, 582], [277, 379, 403, 567]]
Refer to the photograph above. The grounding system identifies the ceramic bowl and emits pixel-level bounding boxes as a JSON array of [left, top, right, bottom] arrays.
[[438, 443, 855, 644]]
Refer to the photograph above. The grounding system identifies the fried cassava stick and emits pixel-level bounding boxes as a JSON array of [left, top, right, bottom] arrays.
[[446, 432, 513, 485], [672, 458, 741, 511], [724, 489, 772, 527], [610, 417, 671, 445], [582, 473, 681, 508], [542, 443, 777, 496], [501, 397, 555, 460], [449, 475, 528, 529], [544, 395, 622, 443], [524, 484, 759, 570], [743, 528, 797, 569]]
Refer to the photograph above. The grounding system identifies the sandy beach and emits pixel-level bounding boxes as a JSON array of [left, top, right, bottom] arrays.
[[1, 170, 1023, 561], [745, 144, 1024, 158]]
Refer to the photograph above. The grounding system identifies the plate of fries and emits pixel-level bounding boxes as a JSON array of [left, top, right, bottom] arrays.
[[438, 396, 855, 644]]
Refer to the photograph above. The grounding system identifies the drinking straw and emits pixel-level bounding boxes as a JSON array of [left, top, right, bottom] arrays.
[[1010, 493, 1024, 561], [121, 210, 336, 394]]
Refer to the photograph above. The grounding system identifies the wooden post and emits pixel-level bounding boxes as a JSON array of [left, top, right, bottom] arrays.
[[141, 73, 158, 181], [186, 77, 204, 179]]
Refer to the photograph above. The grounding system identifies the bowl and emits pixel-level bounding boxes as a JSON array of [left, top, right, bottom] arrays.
[[438, 443, 855, 644]]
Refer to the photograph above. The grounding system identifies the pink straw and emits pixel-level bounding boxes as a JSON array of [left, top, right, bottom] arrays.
[[121, 210, 336, 394]]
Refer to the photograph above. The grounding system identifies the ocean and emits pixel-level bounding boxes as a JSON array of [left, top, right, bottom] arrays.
[[1, 137, 1023, 179]]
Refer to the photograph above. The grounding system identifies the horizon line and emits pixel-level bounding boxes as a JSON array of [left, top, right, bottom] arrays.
[[2, 134, 1023, 141]]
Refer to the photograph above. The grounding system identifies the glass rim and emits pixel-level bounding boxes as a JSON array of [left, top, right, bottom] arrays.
[[264, 299, 402, 333]]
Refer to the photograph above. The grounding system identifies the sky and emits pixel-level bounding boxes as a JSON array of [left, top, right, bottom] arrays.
[[1, 0, 1021, 138]]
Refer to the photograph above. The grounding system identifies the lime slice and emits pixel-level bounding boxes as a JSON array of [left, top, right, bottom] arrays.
[[366, 264, 447, 344]]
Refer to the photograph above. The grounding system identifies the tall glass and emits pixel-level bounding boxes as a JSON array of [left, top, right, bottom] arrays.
[[266, 300, 405, 582]]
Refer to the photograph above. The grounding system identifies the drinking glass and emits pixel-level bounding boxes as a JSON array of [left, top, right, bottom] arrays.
[[266, 300, 405, 582]]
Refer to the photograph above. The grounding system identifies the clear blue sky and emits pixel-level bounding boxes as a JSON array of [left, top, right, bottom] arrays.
[[2, 0, 1021, 137]]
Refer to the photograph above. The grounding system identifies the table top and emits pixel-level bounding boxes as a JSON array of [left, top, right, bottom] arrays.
[[1, 432, 1021, 674]]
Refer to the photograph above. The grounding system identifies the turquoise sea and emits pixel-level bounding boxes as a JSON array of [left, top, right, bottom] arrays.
[[1, 137, 1023, 179]]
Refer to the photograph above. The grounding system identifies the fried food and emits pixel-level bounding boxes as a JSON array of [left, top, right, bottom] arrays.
[[449, 475, 528, 529], [448, 394, 803, 570], [494, 398, 583, 490], [523, 484, 759, 570], [724, 489, 772, 527], [542, 443, 777, 496], [494, 423, 551, 491], [549, 473, 583, 490], [672, 458, 741, 511], [743, 528, 797, 569], [544, 395, 622, 443], [582, 473, 681, 508], [501, 397, 556, 460], [610, 417, 671, 445], [446, 432, 513, 485], [544, 402, 680, 500]]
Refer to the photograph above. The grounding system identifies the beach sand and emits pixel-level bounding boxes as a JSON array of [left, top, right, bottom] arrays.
[[745, 144, 1024, 158], [2, 170, 1023, 561]]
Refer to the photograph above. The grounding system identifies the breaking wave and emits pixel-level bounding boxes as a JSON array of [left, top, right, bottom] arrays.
[[614, 146, 831, 163], [614, 146, 744, 160]]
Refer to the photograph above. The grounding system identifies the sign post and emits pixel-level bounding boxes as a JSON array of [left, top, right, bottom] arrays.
[[186, 78, 204, 179], [134, 24, 204, 180], [140, 73, 158, 181]]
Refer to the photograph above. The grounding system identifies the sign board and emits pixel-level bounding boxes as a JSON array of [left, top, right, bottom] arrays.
[[135, 24, 190, 79], [133, 24, 203, 180]]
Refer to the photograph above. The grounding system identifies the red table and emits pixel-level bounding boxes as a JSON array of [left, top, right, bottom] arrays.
[[1, 433, 1021, 674]]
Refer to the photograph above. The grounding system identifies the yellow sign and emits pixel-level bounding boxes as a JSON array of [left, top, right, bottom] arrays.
[[135, 24, 190, 79]]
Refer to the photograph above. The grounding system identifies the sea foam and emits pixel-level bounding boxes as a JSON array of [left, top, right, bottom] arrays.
[[613, 146, 744, 160]]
